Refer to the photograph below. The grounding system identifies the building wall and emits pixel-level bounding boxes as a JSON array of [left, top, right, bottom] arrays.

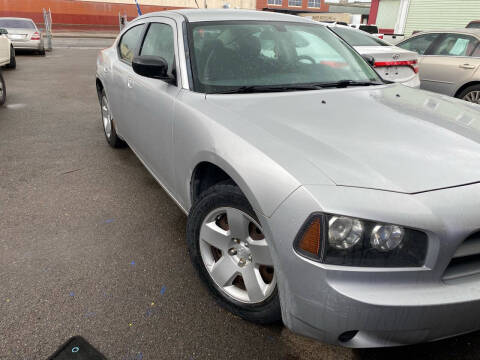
[[371, 0, 480, 36], [0, 0, 254, 31], [256, 0, 329, 14], [79, 0, 256, 9], [376, 0, 399, 30], [404, 0, 480, 35]]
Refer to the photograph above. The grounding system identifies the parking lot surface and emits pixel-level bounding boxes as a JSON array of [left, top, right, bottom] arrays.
[[1, 39, 480, 360]]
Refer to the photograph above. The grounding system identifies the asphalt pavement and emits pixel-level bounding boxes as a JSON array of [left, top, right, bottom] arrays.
[[1, 39, 480, 360]]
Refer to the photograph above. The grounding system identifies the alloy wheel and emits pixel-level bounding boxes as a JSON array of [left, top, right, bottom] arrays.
[[199, 207, 276, 304], [463, 90, 480, 104]]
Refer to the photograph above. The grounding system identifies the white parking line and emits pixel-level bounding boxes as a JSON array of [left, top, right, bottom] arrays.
[[6, 103, 26, 109]]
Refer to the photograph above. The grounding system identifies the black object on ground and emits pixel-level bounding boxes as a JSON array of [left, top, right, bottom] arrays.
[[48, 336, 107, 360]]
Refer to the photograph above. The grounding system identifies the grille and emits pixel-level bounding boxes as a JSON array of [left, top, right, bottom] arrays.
[[443, 232, 480, 281]]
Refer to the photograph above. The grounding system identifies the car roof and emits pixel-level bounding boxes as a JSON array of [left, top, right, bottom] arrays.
[[139, 9, 316, 23], [319, 22, 355, 30], [0, 17, 35, 22], [414, 28, 480, 36]]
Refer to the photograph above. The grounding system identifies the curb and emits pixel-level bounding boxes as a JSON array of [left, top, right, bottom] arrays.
[[53, 33, 118, 39]]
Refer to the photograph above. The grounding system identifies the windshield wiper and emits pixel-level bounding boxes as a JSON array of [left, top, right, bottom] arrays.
[[209, 80, 383, 94], [312, 80, 384, 88], [210, 84, 322, 94]]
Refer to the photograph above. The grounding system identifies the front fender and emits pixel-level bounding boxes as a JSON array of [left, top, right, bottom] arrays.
[[174, 90, 301, 218]]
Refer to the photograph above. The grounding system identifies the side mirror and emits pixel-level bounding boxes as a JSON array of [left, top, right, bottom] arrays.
[[132, 55, 171, 80], [0, 28, 8, 35], [362, 54, 375, 66]]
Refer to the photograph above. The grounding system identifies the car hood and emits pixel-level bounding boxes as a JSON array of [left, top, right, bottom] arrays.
[[206, 84, 480, 194]]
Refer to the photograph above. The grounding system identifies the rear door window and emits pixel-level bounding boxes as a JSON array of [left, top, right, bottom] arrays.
[[429, 34, 479, 57]]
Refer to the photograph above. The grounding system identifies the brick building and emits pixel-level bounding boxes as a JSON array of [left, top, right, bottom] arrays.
[[256, 0, 329, 14]]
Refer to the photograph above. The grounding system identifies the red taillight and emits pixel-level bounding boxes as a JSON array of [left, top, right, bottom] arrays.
[[31, 32, 41, 40], [374, 59, 419, 73], [378, 35, 384, 39]]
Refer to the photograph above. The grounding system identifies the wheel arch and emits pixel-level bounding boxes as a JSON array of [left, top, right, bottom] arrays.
[[187, 154, 267, 218], [454, 81, 480, 98], [95, 77, 104, 101]]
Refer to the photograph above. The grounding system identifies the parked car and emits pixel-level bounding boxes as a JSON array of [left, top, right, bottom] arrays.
[[466, 20, 480, 29], [324, 23, 420, 87], [398, 29, 480, 103], [0, 27, 12, 105], [97, 9, 480, 348], [350, 24, 406, 45], [0, 17, 45, 55], [0, 27, 16, 69]]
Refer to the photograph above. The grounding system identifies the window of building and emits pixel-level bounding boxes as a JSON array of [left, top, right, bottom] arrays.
[[308, 0, 320, 8], [288, 0, 302, 6], [267, 0, 282, 5]]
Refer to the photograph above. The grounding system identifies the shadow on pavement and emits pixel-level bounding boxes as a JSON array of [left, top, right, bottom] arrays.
[[354, 330, 480, 360]]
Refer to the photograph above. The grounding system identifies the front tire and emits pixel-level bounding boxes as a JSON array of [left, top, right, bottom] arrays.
[[5, 46, 16, 69], [458, 84, 480, 104], [100, 89, 126, 148], [0, 72, 6, 106], [186, 183, 281, 324]]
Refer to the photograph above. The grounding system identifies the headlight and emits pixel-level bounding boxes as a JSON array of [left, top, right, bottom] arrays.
[[328, 216, 363, 250], [294, 213, 427, 267], [370, 224, 404, 252]]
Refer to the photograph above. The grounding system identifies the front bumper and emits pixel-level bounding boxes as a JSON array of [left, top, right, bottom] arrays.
[[262, 183, 480, 347]]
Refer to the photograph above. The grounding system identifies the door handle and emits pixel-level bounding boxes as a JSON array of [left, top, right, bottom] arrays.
[[127, 77, 134, 89], [459, 64, 475, 69]]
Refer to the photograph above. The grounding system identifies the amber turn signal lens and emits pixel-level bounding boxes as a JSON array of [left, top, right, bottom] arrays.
[[298, 218, 321, 256]]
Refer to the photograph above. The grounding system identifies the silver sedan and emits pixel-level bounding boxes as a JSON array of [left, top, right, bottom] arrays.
[[0, 17, 45, 55], [96, 9, 480, 348], [398, 29, 480, 103]]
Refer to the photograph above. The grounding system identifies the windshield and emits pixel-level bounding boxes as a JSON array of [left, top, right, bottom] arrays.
[[330, 27, 389, 46], [188, 21, 382, 93], [0, 19, 36, 29]]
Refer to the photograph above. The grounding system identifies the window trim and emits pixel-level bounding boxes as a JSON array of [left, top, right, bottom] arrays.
[[138, 21, 179, 86], [117, 22, 147, 65], [307, 0, 320, 8], [267, 0, 283, 5]]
